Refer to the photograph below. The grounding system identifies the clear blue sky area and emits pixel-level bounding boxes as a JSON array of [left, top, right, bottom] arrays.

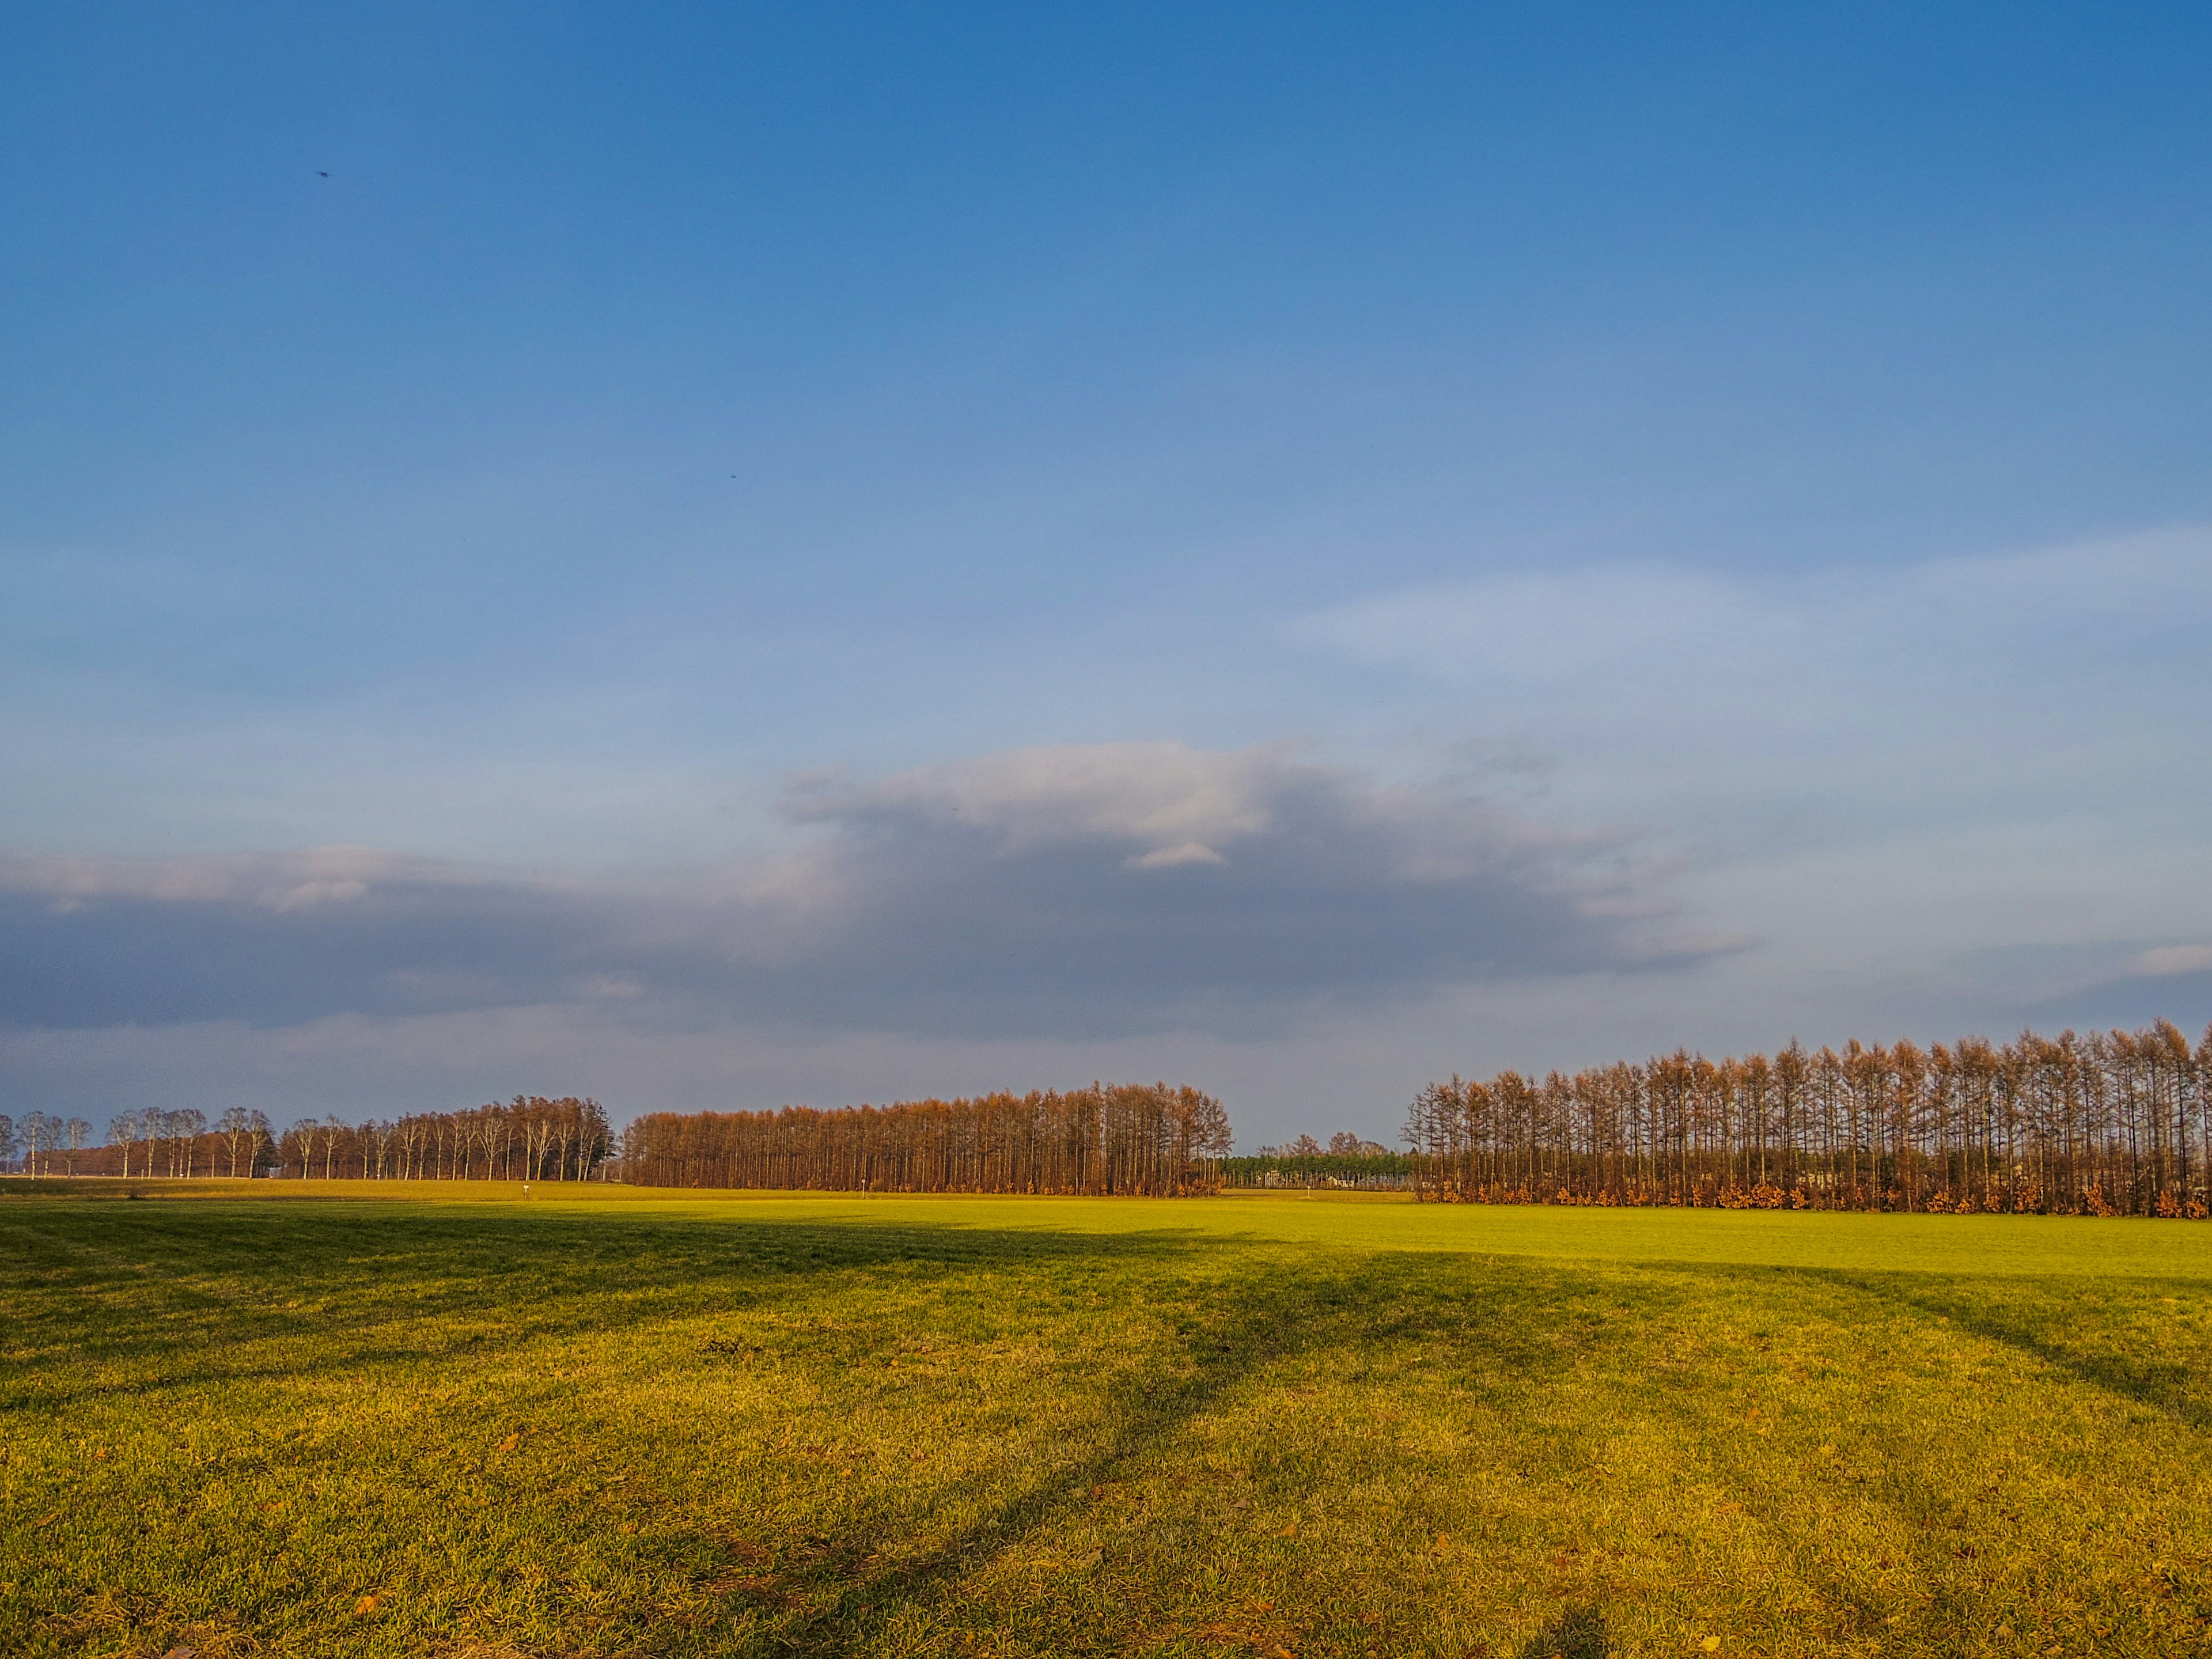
[[3, 3, 2209, 1138]]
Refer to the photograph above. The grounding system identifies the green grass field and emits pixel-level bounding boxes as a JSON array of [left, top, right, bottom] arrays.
[[5, 1184, 2211, 1658]]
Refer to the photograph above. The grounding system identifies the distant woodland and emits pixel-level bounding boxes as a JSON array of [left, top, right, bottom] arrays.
[[621, 1083, 1232, 1196], [2, 1086, 1227, 1193], [10, 1019, 2209, 1218], [1222, 1131, 1411, 1190], [1406, 1020, 2212, 1216], [1, 1096, 615, 1181]]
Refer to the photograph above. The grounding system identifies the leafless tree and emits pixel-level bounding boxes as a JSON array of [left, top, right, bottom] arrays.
[[63, 1119, 90, 1176]]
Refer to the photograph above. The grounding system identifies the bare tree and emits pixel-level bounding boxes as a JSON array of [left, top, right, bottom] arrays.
[[289, 1119, 320, 1179], [217, 1107, 254, 1177], [21, 1112, 58, 1177], [245, 1110, 274, 1177], [172, 1108, 207, 1178], [105, 1111, 139, 1177]]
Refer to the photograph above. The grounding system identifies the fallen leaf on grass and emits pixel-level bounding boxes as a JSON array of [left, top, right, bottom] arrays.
[[1700, 1638, 1722, 1652], [354, 1594, 380, 1615], [497, 1434, 520, 1452]]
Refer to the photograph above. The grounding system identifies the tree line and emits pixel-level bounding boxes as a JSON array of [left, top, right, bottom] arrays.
[[1224, 1131, 1409, 1190], [1221, 1152, 1413, 1191], [0, 1112, 96, 1176], [274, 1096, 613, 1182], [1406, 1020, 2212, 1215], [22, 1097, 612, 1182], [621, 1082, 1232, 1196]]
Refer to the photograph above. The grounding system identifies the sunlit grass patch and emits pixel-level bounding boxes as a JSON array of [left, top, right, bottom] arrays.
[[4, 1186, 2210, 1656]]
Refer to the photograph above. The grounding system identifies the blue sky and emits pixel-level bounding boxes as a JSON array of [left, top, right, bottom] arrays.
[[5, 2, 2210, 1142]]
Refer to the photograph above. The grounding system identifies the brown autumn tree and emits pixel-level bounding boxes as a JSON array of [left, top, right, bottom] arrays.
[[1402, 1020, 2212, 1217]]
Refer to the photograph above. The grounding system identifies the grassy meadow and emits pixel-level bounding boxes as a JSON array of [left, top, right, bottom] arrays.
[[4, 1183, 2211, 1658]]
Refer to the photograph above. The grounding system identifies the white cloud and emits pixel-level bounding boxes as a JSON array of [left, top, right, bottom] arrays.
[[1286, 563, 1798, 691], [1124, 842, 1226, 869], [787, 741, 1286, 854], [2134, 945, 2212, 978], [0, 847, 471, 910]]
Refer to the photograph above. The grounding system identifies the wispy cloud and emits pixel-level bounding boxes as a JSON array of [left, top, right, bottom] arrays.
[[1286, 525, 2212, 853], [1289, 525, 2212, 710], [2133, 945, 2212, 979]]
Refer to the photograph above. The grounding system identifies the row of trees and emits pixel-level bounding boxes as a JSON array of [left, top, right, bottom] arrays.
[[270, 1097, 613, 1183], [21, 1097, 611, 1182], [1257, 1131, 1393, 1158], [0, 1113, 96, 1176], [96, 1108, 274, 1178], [1222, 1153, 1413, 1190], [3, 1108, 253, 1178], [622, 1083, 1232, 1195], [1225, 1130, 1408, 1190], [1406, 1020, 2212, 1215]]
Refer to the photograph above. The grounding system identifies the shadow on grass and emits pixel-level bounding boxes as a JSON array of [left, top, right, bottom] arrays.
[[1, 1215, 1654, 1657], [740, 1258, 1327, 1655], [1594, 1254, 2212, 1435], [22, 1203, 2211, 1655], [1512, 1605, 1609, 1658], [0, 1205, 1217, 1412], [1566, 1256, 2212, 1646], [1808, 1267, 2212, 1433], [734, 1251, 1630, 1657]]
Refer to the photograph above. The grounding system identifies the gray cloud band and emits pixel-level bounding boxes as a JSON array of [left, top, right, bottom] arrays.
[[0, 744, 1715, 1039]]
